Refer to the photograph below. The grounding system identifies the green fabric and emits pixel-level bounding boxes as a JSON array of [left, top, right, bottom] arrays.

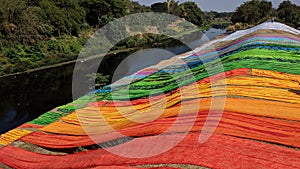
[[101, 48, 300, 100], [29, 112, 68, 125]]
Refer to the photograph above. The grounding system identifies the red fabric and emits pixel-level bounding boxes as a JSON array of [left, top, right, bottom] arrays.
[[134, 68, 158, 76], [22, 111, 300, 149], [89, 167, 139, 169], [2, 133, 300, 169], [92, 166, 178, 169], [19, 124, 42, 129]]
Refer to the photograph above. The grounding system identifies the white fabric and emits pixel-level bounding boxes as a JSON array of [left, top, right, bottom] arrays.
[[180, 22, 300, 58]]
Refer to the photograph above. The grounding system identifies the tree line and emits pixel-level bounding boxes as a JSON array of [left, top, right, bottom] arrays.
[[231, 0, 300, 28], [1, 0, 299, 75], [0, 0, 207, 75], [0, 0, 206, 47]]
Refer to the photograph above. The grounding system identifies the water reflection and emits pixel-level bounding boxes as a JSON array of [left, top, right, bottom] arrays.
[[0, 93, 27, 133], [0, 66, 74, 133], [111, 28, 226, 82]]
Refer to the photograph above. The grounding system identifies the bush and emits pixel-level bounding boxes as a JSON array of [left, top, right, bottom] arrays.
[[3, 48, 18, 60], [232, 0, 272, 24]]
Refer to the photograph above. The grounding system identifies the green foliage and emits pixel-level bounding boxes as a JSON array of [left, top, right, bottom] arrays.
[[0, 0, 209, 76], [231, 0, 272, 24], [151, 2, 168, 13], [3, 48, 18, 60], [151, 0, 182, 16], [204, 11, 233, 29], [205, 11, 233, 19], [0, 0, 44, 45], [151, 0, 205, 27], [128, 1, 151, 14], [230, 0, 300, 28], [179, 2, 205, 27], [79, 0, 110, 27], [5, 0, 290, 77], [277, 0, 300, 28], [86, 73, 110, 89], [0, 36, 87, 74], [0, 0, 86, 47], [79, 0, 130, 27], [38, 0, 86, 36]]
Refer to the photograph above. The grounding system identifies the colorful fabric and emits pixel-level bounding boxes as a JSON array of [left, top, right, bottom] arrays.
[[1, 23, 300, 168], [22, 111, 300, 148]]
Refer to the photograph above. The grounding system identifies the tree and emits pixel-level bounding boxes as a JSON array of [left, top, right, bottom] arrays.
[[151, 2, 168, 13], [151, 0, 180, 15], [39, 0, 86, 36], [260, 0, 273, 17], [127, 1, 151, 14], [231, 0, 272, 24], [151, 1, 205, 26], [179, 2, 205, 26], [277, 0, 300, 28], [79, 0, 129, 28], [151, 0, 181, 16], [167, 0, 181, 15], [0, 0, 44, 45], [0, 0, 86, 46]]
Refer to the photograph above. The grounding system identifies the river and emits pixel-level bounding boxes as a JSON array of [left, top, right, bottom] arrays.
[[0, 28, 226, 134]]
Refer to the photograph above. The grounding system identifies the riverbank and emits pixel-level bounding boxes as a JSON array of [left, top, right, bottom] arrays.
[[0, 26, 202, 77], [0, 25, 213, 80], [0, 48, 135, 79]]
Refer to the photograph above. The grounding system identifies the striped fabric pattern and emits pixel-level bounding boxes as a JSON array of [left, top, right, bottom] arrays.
[[0, 23, 300, 169]]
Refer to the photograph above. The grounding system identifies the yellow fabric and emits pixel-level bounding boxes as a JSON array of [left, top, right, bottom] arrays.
[[60, 75, 300, 126], [0, 129, 31, 145], [41, 97, 300, 136]]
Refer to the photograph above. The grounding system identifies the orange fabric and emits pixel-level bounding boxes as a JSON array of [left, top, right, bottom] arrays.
[[41, 98, 300, 136], [22, 111, 300, 148], [251, 69, 300, 82]]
